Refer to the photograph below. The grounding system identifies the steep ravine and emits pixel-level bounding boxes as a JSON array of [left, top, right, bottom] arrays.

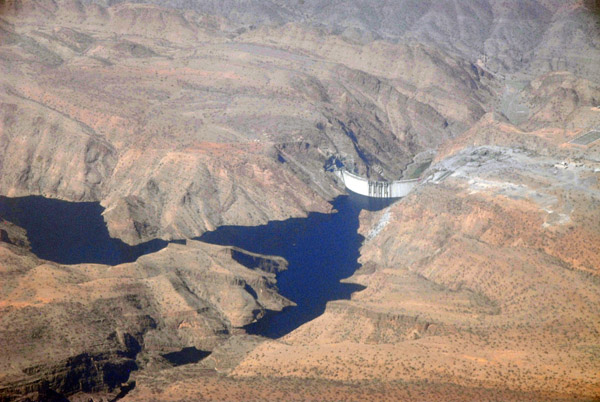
[[0, 192, 392, 399], [0, 209, 293, 400], [0, 0, 496, 246]]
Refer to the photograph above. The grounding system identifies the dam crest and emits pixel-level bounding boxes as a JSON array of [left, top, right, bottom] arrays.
[[334, 170, 419, 198]]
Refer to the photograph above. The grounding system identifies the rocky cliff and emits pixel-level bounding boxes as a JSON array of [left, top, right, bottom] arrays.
[[206, 53, 600, 399], [0, 227, 290, 400], [0, 0, 496, 244], [0, 0, 599, 400], [222, 98, 600, 400]]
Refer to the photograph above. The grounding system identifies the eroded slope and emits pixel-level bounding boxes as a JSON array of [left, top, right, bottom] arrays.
[[0, 0, 494, 244], [0, 228, 290, 400]]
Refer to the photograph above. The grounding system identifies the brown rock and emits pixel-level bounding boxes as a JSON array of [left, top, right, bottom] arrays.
[[0, 232, 291, 400]]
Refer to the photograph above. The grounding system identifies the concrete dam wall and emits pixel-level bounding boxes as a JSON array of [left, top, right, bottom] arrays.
[[335, 170, 418, 198]]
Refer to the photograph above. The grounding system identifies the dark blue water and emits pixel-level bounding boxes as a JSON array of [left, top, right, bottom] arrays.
[[0, 193, 395, 338], [0, 195, 169, 265], [198, 193, 395, 338], [161, 347, 211, 366]]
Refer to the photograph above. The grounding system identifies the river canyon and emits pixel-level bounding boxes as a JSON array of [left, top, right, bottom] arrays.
[[1, 0, 599, 401]]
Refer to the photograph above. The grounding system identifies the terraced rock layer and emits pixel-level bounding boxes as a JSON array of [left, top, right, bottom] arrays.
[[0, 226, 290, 400]]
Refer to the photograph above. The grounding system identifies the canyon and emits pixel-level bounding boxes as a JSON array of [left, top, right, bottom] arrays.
[[0, 0, 599, 400]]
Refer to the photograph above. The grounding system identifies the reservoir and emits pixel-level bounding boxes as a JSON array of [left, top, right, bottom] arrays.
[[0, 193, 395, 338], [0, 196, 169, 265]]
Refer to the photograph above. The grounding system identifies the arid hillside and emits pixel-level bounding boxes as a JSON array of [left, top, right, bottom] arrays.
[[0, 0, 498, 245], [0, 220, 292, 400], [234, 157, 599, 395], [75, 0, 600, 82], [206, 95, 600, 401], [0, 0, 599, 401]]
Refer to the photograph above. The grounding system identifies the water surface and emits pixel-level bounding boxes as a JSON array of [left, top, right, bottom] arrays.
[[0, 195, 168, 265], [0, 193, 395, 338], [198, 193, 395, 338]]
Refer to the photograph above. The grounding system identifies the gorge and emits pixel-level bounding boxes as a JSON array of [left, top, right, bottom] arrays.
[[0, 0, 599, 401]]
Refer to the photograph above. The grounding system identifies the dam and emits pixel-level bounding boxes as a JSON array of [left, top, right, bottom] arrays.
[[335, 169, 419, 198]]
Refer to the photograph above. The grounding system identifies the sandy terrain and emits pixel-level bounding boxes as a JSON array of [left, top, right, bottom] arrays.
[[0, 0, 599, 401]]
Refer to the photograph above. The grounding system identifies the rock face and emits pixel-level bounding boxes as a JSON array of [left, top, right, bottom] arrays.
[[1, 0, 595, 245], [0, 231, 290, 400], [206, 37, 600, 399], [0, 219, 28, 249], [43, 0, 599, 82], [224, 119, 600, 399], [1, 0, 600, 401], [0, 0, 497, 244]]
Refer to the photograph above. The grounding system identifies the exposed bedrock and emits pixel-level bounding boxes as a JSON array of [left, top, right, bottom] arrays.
[[0, 228, 291, 400], [0, 102, 117, 202], [225, 113, 600, 398], [0, 0, 599, 400], [0, 0, 498, 244], [227, 167, 600, 398]]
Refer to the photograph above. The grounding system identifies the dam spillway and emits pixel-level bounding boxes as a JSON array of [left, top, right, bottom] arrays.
[[335, 169, 419, 198]]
